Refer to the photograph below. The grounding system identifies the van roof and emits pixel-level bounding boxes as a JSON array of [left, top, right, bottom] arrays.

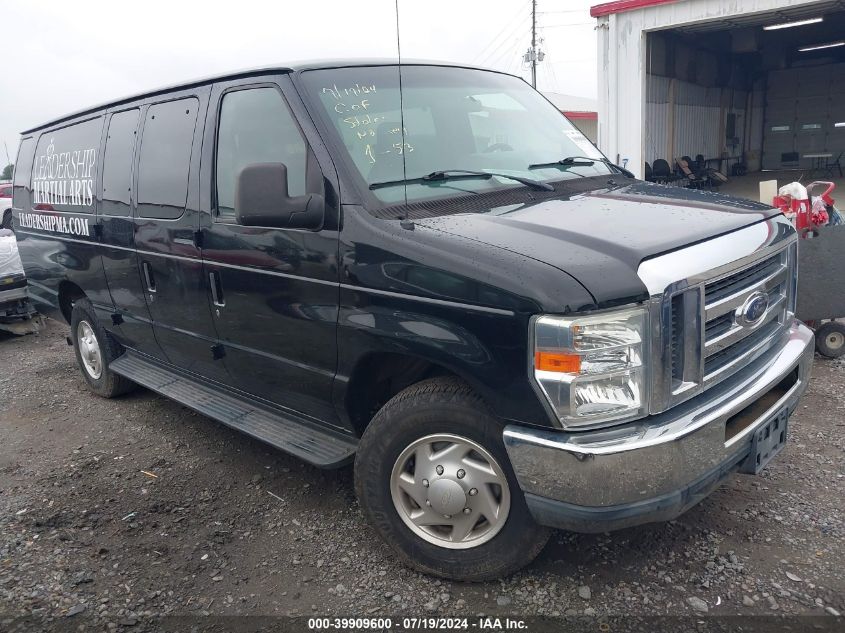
[[21, 59, 511, 135]]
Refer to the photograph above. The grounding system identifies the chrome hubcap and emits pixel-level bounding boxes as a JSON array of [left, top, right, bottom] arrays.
[[77, 320, 103, 379], [390, 433, 511, 549]]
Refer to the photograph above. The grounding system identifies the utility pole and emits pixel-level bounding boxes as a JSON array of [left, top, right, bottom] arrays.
[[530, 0, 537, 87], [522, 0, 543, 88]]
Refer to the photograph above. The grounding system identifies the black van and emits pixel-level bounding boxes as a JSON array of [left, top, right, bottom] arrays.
[[13, 61, 814, 580]]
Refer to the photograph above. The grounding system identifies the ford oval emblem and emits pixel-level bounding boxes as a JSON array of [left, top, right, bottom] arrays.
[[737, 291, 769, 327]]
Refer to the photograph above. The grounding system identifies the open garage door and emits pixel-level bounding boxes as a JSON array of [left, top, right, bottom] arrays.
[[637, 1, 845, 189]]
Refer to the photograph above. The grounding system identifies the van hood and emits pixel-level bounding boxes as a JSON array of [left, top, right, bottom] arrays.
[[415, 180, 780, 307]]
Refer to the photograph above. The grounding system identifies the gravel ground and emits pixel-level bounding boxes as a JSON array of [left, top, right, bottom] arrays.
[[1, 319, 843, 627]]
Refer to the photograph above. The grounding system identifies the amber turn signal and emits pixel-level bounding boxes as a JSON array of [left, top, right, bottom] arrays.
[[534, 351, 581, 373]]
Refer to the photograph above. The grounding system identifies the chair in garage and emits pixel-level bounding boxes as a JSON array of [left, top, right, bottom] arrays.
[[650, 159, 673, 184], [675, 157, 708, 189], [690, 154, 716, 182], [678, 155, 710, 183], [825, 151, 843, 177], [695, 153, 728, 189]]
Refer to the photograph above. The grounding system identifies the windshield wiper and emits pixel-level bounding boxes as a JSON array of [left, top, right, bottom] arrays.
[[529, 156, 636, 178], [369, 169, 554, 192], [528, 156, 597, 170]]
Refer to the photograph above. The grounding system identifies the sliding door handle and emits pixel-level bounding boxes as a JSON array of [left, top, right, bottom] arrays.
[[142, 261, 156, 293], [209, 271, 225, 307]]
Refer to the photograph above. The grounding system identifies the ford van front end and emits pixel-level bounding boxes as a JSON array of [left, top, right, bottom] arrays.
[[503, 215, 814, 531]]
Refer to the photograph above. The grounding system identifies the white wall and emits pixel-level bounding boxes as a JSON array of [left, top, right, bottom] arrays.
[[645, 75, 748, 167], [596, 0, 825, 179]]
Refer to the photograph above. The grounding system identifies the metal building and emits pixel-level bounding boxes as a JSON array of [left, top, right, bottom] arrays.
[[593, 0, 845, 182], [543, 92, 599, 143]]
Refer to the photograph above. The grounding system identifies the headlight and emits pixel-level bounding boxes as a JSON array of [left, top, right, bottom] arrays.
[[531, 307, 649, 428]]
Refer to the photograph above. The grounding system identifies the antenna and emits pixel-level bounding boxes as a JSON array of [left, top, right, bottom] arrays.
[[394, 0, 409, 219], [3, 141, 10, 168]]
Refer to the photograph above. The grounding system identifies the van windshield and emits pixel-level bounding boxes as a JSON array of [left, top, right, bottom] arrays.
[[300, 65, 609, 205]]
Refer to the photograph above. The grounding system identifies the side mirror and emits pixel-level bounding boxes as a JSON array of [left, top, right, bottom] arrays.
[[234, 163, 324, 230]]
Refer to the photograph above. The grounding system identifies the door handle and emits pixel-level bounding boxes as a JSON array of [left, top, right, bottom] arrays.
[[142, 261, 156, 293], [209, 271, 225, 307]]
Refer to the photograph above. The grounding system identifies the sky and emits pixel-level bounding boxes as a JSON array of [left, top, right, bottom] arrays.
[[0, 0, 598, 167]]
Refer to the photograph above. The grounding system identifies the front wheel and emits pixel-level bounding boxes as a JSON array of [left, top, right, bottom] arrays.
[[354, 377, 550, 580]]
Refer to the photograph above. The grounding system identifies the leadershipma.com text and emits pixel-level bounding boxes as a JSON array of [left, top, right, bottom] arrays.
[[18, 213, 91, 237]]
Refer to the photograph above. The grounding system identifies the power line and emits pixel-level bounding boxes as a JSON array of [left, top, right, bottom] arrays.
[[544, 57, 593, 63], [477, 14, 531, 67], [488, 29, 529, 71], [472, 0, 532, 64], [546, 54, 561, 90], [541, 22, 594, 28], [505, 47, 521, 76]]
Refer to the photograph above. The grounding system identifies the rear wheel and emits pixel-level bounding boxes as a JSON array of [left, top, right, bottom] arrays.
[[1, 210, 11, 230], [70, 298, 135, 397], [354, 377, 550, 581], [815, 321, 845, 358]]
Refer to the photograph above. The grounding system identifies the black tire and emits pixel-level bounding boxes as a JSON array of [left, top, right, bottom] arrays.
[[70, 298, 135, 397], [1, 209, 11, 230], [815, 321, 845, 358], [354, 376, 551, 581]]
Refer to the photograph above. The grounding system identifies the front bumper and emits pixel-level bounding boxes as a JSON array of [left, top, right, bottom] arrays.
[[0, 284, 29, 305], [503, 320, 815, 532]]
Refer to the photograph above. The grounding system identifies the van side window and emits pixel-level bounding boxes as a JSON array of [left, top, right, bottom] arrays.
[[137, 98, 199, 220], [101, 109, 140, 217], [215, 88, 307, 218], [30, 117, 103, 214], [12, 137, 36, 210]]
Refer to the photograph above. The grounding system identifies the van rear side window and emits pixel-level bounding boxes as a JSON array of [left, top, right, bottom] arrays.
[[13, 137, 36, 210], [30, 117, 103, 214], [101, 109, 140, 217], [137, 98, 199, 220]]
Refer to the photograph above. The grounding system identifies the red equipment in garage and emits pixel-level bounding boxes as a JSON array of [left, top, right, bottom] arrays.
[[775, 181, 845, 358], [773, 181, 835, 232]]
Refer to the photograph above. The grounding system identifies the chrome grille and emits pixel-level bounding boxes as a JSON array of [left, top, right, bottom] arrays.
[[659, 244, 795, 411], [704, 319, 782, 378], [703, 255, 784, 305], [639, 215, 798, 416], [669, 294, 683, 383], [701, 249, 789, 383], [705, 312, 733, 339]]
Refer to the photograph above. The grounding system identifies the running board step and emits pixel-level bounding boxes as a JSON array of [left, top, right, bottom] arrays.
[[110, 351, 356, 468]]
